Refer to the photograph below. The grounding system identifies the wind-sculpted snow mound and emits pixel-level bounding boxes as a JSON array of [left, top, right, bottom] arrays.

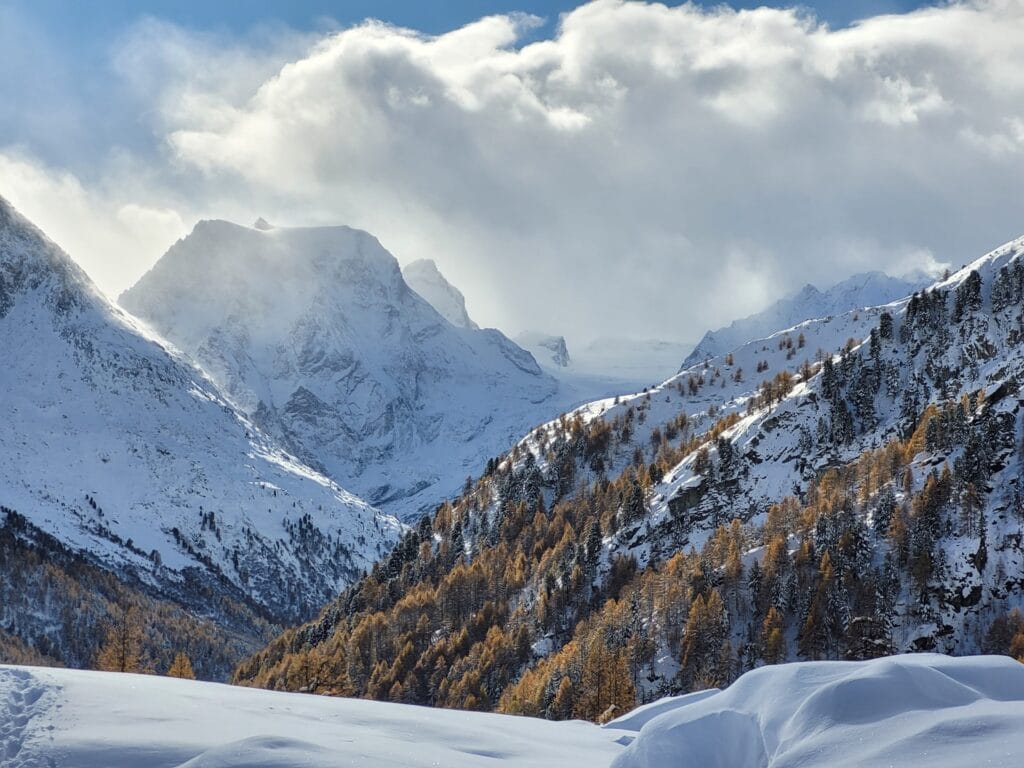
[[611, 654, 1024, 768]]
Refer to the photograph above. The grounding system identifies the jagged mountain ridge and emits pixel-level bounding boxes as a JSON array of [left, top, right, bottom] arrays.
[[120, 221, 563, 521], [513, 233, 1024, 654], [0, 197, 400, 629], [683, 270, 932, 368]]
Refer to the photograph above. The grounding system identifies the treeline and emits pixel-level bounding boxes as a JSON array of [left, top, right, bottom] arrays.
[[0, 508, 276, 679]]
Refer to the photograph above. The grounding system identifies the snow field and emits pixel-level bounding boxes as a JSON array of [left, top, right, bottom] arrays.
[[611, 654, 1024, 768], [3, 654, 1023, 767]]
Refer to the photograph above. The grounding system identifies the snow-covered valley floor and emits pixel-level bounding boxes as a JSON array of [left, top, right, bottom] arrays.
[[3, 654, 1023, 767], [0, 665, 625, 768]]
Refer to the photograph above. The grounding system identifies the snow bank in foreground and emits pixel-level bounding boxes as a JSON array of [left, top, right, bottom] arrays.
[[3, 655, 1022, 767], [0, 665, 624, 768], [611, 654, 1024, 768]]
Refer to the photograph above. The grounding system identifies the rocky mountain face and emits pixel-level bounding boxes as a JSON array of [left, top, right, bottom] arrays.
[[120, 221, 563, 521], [0, 198, 401, 671], [237, 235, 1024, 717], [515, 332, 572, 368], [683, 270, 932, 368], [402, 258, 479, 330]]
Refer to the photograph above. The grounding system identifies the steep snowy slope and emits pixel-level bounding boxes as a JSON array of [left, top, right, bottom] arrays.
[[512, 236, 1024, 578], [643, 238, 1024, 548], [558, 235, 1024, 666], [120, 221, 561, 520], [402, 258, 479, 330], [611, 654, 1024, 768], [684, 270, 930, 367], [517, 288, 893, 503], [0, 197, 400, 625]]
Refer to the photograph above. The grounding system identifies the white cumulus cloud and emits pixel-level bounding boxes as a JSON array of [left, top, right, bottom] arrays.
[[3, 1, 1024, 345]]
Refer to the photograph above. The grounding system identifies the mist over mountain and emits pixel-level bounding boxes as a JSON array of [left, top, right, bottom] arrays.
[[120, 220, 565, 521], [403, 258, 479, 331], [402, 258, 694, 399], [515, 332, 572, 369]]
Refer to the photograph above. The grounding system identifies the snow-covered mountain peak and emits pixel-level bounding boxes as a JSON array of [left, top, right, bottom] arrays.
[[0, 194, 98, 312], [122, 220, 411, 352], [121, 220, 564, 520], [402, 257, 479, 330], [792, 282, 822, 300]]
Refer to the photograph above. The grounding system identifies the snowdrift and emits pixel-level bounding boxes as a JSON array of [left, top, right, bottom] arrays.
[[611, 654, 1024, 768]]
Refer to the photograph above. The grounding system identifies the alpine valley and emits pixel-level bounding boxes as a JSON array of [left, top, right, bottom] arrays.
[[3, 195, 1024, 762], [6, 0, 1024, 764], [235, 232, 1024, 721]]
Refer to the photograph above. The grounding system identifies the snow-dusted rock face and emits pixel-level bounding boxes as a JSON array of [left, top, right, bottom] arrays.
[[121, 221, 562, 520], [684, 270, 931, 367], [402, 258, 479, 330], [515, 331, 571, 368], [611, 654, 1024, 768], [0, 197, 400, 623]]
